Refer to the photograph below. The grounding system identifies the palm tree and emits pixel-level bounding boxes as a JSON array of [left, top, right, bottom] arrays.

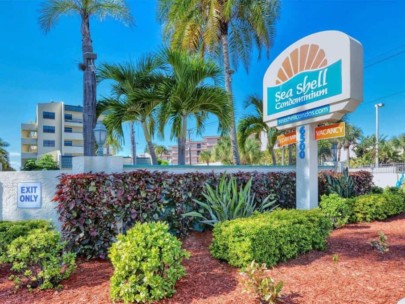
[[97, 56, 163, 165], [39, 0, 132, 156], [212, 136, 233, 165], [238, 95, 278, 165], [343, 123, 362, 167], [241, 138, 262, 165], [155, 145, 169, 159], [392, 133, 405, 161], [158, 0, 280, 165], [0, 138, 11, 170], [155, 49, 231, 165], [199, 150, 212, 165]]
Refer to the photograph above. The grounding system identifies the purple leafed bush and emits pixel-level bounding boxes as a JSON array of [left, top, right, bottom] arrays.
[[53, 170, 372, 259]]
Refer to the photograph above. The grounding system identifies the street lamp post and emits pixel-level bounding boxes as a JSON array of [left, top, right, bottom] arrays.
[[94, 122, 107, 156], [375, 103, 384, 168]]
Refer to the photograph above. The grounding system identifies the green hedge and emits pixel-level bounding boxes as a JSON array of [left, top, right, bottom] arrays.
[[348, 191, 405, 223], [54, 170, 372, 259], [0, 220, 53, 262], [210, 209, 332, 267], [109, 222, 189, 303]]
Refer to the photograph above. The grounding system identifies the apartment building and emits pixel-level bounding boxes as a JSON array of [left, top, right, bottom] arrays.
[[170, 136, 220, 165], [21, 102, 86, 169]]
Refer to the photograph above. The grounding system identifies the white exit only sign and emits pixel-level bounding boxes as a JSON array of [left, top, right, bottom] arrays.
[[17, 182, 41, 208]]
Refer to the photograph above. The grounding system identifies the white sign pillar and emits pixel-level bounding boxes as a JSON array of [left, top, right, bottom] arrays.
[[296, 124, 318, 209]]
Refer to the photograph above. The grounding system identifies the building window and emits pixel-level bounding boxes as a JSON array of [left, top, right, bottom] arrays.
[[43, 111, 55, 119], [64, 114, 73, 120], [64, 127, 73, 133], [43, 140, 55, 147], [61, 155, 73, 169], [64, 141, 73, 146], [43, 125, 55, 133], [197, 143, 201, 149]]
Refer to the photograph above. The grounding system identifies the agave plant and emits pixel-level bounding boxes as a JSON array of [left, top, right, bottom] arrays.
[[325, 168, 355, 198], [183, 175, 277, 226]]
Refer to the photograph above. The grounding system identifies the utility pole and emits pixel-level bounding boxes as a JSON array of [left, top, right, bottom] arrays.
[[188, 129, 193, 165], [375, 103, 384, 168]]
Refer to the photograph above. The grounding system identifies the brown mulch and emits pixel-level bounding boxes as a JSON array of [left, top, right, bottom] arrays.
[[1, 213, 405, 304]]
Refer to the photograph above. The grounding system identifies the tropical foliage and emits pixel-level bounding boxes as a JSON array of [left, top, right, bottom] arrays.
[[22, 154, 59, 171], [155, 49, 231, 165], [39, 0, 132, 156], [183, 175, 277, 226], [238, 95, 278, 165], [97, 55, 164, 165], [0, 138, 13, 171], [159, 0, 280, 165]]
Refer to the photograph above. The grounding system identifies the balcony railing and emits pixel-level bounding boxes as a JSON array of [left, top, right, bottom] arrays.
[[64, 118, 83, 124]]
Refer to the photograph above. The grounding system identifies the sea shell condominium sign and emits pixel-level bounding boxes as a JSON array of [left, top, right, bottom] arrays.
[[263, 31, 363, 130]]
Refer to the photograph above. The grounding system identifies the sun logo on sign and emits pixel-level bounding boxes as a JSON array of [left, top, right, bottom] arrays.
[[276, 44, 328, 85]]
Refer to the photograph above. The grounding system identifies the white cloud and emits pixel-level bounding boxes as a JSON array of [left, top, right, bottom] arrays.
[[9, 152, 21, 157]]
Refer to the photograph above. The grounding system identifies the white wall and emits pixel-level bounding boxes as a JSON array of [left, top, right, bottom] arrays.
[[350, 167, 404, 188], [0, 170, 67, 229]]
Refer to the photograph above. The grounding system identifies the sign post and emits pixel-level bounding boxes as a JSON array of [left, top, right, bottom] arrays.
[[263, 31, 363, 209]]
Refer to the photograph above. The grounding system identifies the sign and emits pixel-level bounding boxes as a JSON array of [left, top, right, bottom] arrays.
[[315, 122, 345, 141], [277, 131, 296, 147], [17, 182, 41, 208], [263, 31, 363, 130]]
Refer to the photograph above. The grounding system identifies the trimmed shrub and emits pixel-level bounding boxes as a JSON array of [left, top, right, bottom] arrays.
[[7, 229, 76, 290], [348, 191, 405, 223], [53, 170, 372, 259], [109, 222, 189, 303], [53, 171, 295, 258], [320, 194, 352, 228], [0, 220, 53, 262], [210, 209, 332, 267]]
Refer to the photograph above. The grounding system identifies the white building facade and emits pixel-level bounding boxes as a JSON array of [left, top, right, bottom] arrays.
[[21, 102, 85, 169]]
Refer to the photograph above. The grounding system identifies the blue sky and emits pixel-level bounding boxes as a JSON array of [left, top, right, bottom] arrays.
[[0, 0, 404, 169]]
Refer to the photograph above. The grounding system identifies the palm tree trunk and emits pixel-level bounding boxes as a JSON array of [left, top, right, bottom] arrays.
[[220, 23, 240, 165], [288, 145, 293, 165], [346, 145, 350, 168], [141, 121, 158, 165], [130, 121, 136, 165], [81, 14, 97, 156], [337, 143, 342, 162], [177, 114, 188, 165], [270, 147, 277, 165]]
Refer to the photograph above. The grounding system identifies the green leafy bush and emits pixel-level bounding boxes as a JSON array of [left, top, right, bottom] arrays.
[[241, 260, 283, 304], [371, 186, 384, 194], [348, 191, 405, 223], [0, 220, 53, 262], [22, 154, 59, 171], [320, 194, 352, 228], [53, 170, 371, 258], [210, 209, 332, 267], [370, 231, 389, 253], [109, 222, 189, 303], [183, 176, 277, 226], [7, 229, 76, 290]]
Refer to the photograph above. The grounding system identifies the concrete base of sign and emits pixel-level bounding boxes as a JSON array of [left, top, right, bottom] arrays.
[[72, 156, 124, 174], [296, 124, 318, 209]]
